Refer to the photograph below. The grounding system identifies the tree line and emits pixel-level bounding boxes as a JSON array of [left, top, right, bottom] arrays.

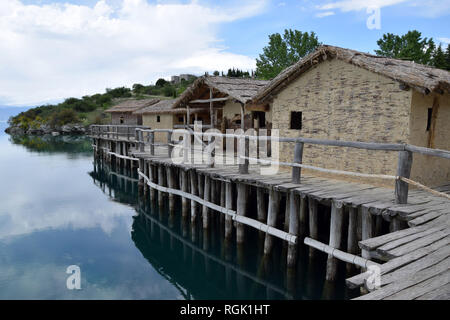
[[254, 29, 450, 80]]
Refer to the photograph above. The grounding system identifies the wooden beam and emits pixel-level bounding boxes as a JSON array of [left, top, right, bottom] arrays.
[[190, 97, 230, 104]]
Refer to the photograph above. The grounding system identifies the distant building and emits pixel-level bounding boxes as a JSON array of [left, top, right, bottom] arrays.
[[105, 98, 159, 125], [171, 74, 196, 84]]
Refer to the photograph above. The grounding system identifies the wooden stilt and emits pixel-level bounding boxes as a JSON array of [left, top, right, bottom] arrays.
[[181, 170, 189, 217], [308, 197, 318, 257], [189, 170, 198, 223], [167, 166, 175, 214], [347, 206, 358, 273], [158, 165, 165, 208], [202, 176, 211, 229], [299, 195, 307, 237], [257, 188, 267, 222], [361, 206, 373, 259], [225, 181, 233, 240], [264, 189, 280, 255], [326, 201, 344, 281], [287, 191, 299, 268], [236, 183, 248, 244]]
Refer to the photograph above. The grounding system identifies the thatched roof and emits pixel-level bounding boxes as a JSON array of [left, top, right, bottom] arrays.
[[252, 45, 450, 104], [172, 76, 269, 109], [105, 98, 160, 113], [133, 99, 185, 115]]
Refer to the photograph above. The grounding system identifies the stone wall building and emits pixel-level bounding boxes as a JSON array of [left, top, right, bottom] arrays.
[[105, 98, 159, 125], [250, 45, 450, 188]]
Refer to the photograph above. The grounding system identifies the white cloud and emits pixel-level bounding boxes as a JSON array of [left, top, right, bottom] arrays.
[[315, 11, 335, 18], [316, 0, 408, 12], [438, 37, 450, 44], [315, 0, 450, 17], [0, 0, 267, 106]]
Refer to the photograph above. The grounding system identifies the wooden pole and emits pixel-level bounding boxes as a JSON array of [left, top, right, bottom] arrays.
[[308, 197, 318, 257], [167, 131, 173, 158], [209, 88, 214, 127], [167, 166, 175, 214], [326, 201, 344, 281], [189, 170, 198, 223], [236, 183, 248, 244], [257, 188, 267, 222], [361, 206, 373, 259], [395, 150, 413, 204], [225, 181, 233, 240], [239, 135, 249, 174], [299, 196, 307, 237], [149, 131, 155, 156], [287, 191, 299, 268], [202, 176, 211, 229], [158, 165, 165, 208], [264, 189, 280, 255], [292, 141, 304, 184], [181, 170, 189, 217], [347, 206, 358, 273]]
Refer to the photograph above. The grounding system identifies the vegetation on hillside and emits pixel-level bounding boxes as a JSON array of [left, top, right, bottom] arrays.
[[8, 77, 197, 132]]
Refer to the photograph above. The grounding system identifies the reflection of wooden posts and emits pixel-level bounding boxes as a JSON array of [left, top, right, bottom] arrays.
[[143, 160, 149, 196], [225, 181, 233, 240], [326, 201, 344, 281], [264, 189, 280, 255], [292, 141, 304, 183], [395, 150, 413, 204], [287, 191, 299, 268], [220, 181, 226, 226], [299, 196, 307, 237], [308, 197, 318, 257], [236, 183, 248, 244], [202, 176, 211, 229], [189, 170, 198, 223]]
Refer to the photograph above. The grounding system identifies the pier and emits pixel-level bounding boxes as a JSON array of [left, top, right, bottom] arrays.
[[90, 124, 450, 300]]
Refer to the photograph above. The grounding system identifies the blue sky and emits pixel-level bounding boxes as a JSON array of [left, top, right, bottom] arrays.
[[0, 0, 449, 107]]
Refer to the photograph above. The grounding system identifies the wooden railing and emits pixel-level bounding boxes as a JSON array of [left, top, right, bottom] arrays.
[[90, 124, 150, 141], [90, 125, 450, 205]]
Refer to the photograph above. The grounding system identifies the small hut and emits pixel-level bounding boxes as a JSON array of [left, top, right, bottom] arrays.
[[172, 76, 269, 131], [251, 45, 450, 188], [134, 99, 187, 142], [105, 98, 159, 125]]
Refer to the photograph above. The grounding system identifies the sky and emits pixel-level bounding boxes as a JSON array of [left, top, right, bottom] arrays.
[[0, 0, 449, 107]]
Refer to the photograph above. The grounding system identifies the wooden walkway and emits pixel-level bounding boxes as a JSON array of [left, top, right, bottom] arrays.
[[90, 129, 450, 300]]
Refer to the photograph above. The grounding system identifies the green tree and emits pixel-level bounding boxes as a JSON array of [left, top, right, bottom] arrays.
[[132, 83, 145, 94], [155, 78, 168, 87], [432, 44, 449, 70], [446, 44, 450, 70], [213, 70, 220, 76], [256, 29, 321, 79], [375, 30, 436, 65]]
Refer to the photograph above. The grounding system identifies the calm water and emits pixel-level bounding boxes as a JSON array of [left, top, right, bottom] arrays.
[[0, 129, 357, 300]]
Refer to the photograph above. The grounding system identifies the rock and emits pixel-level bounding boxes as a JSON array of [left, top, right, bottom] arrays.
[[4, 126, 25, 135], [51, 132, 60, 136], [40, 124, 52, 134]]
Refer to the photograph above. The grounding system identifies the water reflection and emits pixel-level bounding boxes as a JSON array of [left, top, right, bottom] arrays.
[[91, 159, 358, 300]]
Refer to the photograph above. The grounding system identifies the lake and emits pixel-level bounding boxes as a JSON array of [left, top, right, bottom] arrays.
[[0, 130, 356, 299]]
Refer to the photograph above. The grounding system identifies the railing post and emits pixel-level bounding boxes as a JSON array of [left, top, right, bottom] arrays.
[[239, 135, 249, 174], [292, 140, 304, 184], [149, 131, 155, 156], [395, 150, 413, 204], [139, 130, 145, 152], [167, 131, 173, 158]]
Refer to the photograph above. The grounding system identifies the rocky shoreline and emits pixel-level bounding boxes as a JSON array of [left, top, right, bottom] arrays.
[[4, 123, 89, 136]]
